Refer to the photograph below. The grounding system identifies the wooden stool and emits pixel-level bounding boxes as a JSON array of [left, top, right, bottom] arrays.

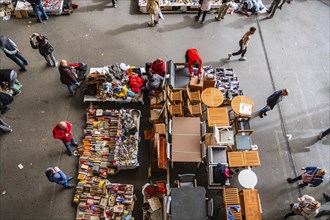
[[186, 85, 201, 104]]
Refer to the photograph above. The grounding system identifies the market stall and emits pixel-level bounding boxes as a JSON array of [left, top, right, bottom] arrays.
[[14, 0, 63, 18], [83, 66, 144, 103], [138, 0, 221, 13]]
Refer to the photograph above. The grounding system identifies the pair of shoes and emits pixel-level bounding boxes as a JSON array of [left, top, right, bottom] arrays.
[[323, 193, 330, 201], [318, 132, 324, 140], [239, 57, 247, 61], [227, 53, 232, 60], [215, 16, 220, 21], [72, 142, 78, 147], [68, 176, 74, 181], [201, 21, 204, 24], [113, 4, 117, 7], [13, 91, 21, 97], [147, 22, 154, 27], [286, 178, 294, 183], [259, 112, 264, 118], [68, 151, 73, 156], [19, 68, 27, 72], [154, 20, 159, 24], [24, 62, 28, 66], [263, 112, 267, 116], [52, 61, 59, 67], [9, 128, 13, 133], [195, 16, 199, 21], [47, 62, 52, 67], [37, 19, 43, 23], [221, 17, 225, 19]]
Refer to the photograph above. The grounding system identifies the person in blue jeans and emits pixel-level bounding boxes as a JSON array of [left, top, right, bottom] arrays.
[[26, 0, 48, 23], [0, 35, 28, 72], [259, 89, 289, 118], [287, 166, 327, 188], [45, 166, 74, 188], [58, 60, 80, 95]]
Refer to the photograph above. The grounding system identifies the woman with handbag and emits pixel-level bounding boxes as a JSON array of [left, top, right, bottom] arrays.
[[29, 33, 57, 67], [287, 166, 327, 188], [284, 195, 321, 219]]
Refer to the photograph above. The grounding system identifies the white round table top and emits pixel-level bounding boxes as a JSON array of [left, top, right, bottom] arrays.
[[238, 169, 258, 189]]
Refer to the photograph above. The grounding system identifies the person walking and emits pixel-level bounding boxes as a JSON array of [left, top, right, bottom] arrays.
[[228, 27, 256, 61], [26, 0, 48, 23], [185, 48, 203, 83], [258, 89, 289, 118], [215, 0, 233, 21], [58, 60, 80, 95], [287, 166, 327, 188], [0, 69, 22, 96], [53, 121, 78, 156], [146, 0, 160, 27], [45, 166, 74, 189], [0, 92, 14, 115], [195, 0, 212, 24], [0, 117, 12, 133], [0, 35, 28, 72], [266, 0, 286, 19], [318, 127, 330, 140], [284, 195, 321, 219], [29, 33, 57, 67]]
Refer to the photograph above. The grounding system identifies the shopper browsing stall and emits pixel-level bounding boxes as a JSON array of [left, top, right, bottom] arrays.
[[0, 69, 22, 96], [26, 0, 48, 23], [146, 0, 161, 27], [0, 91, 14, 115], [185, 48, 203, 82], [45, 166, 74, 189], [0, 35, 28, 72], [150, 58, 166, 76], [53, 121, 78, 156], [58, 60, 80, 95], [195, 0, 212, 24], [29, 33, 57, 67]]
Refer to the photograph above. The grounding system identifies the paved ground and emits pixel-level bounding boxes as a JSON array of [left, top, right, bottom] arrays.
[[0, 0, 329, 219]]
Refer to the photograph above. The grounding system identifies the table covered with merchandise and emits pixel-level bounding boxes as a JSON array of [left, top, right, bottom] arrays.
[[83, 65, 144, 103], [14, 0, 63, 17], [138, 0, 221, 13]]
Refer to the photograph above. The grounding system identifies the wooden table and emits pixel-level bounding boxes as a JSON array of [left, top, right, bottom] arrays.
[[171, 117, 201, 162], [231, 96, 254, 117], [201, 87, 224, 107], [207, 107, 229, 127], [241, 189, 262, 220], [227, 151, 261, 167]]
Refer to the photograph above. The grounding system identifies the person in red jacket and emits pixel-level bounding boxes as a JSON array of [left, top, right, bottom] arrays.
[[53, 121, 77, 156], [185, 48, 203, 81], [150, 58, 165, 76]]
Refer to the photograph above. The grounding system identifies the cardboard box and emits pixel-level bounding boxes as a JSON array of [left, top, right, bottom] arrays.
[[190, 77, 203, 92], [154, 123, 166, 135], [15, 10, 29, 18]]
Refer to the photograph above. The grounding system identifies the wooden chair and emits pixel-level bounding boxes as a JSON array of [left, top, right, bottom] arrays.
[[223, 187, 242, 220], [167, 101, 183, 118], [186, 85, 201, 104], [167, 86, 183, 104], [187, 101, 202, 118]]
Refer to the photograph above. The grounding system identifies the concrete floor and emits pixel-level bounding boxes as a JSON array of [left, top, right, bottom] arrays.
[[0, 0, 329, 219]]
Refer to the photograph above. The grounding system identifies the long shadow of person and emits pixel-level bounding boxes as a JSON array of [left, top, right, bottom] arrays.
[[157, 15, 206, 33], [106, 23, 150, 36], [76, 0, 114, 13], [289, 134, 329, 153]]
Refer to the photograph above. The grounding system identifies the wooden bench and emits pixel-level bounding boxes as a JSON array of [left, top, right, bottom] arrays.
[[223, 187, 242, 220]]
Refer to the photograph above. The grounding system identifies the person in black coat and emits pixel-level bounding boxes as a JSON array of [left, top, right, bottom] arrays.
[[0, 92, 14, 114], [259, 89, 289, 118], [26, 0, 48, 23], [58, 60, 80, 95], [0, 69, 22, 96], [30, 33, 57, 67]]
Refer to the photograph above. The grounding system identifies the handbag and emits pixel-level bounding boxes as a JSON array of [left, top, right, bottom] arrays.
[[302, 169, 318, 183]]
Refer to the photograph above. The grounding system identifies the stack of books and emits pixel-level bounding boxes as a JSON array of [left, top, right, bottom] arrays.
[[74, 108, 137, 220]]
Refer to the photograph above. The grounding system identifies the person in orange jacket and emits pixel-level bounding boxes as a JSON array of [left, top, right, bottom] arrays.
[[185, 48, 203, 82], [53, 121, 77, 156]]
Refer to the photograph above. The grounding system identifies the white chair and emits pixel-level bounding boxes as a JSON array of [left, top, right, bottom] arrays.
[[213, 126, 234, 146]]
